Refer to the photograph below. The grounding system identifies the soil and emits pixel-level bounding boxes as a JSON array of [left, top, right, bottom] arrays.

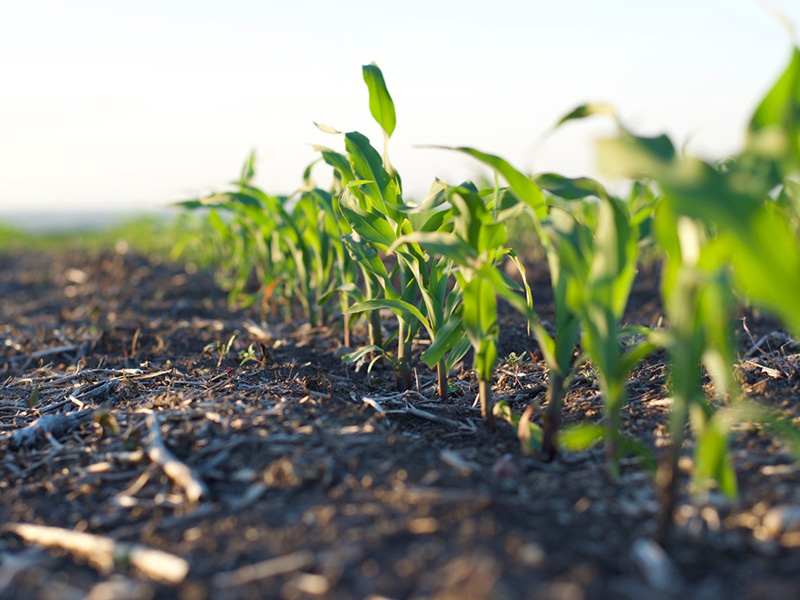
[[0, 248, 799, 600]]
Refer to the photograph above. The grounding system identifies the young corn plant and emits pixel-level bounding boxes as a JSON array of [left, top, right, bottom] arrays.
[[176, 153, 344, 325], [391, 181, 532, 427], [532, 204, 586, 460], [517, 174, 633, 459], [316, 144, 385, 350], [174, 154, 283, 307], [534, 175, 658, 461], [292, 161, 360, 333], [168, 53, 800, 492], [318, 63, 438, 391], [389, 179, 471, 400], [652, 203, 740, 540], [437, 147, 601, 458], [556, 193, 655, 476], [325, 138, 423, 390], [727, 46, 800, 339]]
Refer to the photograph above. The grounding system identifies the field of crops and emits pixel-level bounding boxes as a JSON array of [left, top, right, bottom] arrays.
[[2, 48, 800, 599]]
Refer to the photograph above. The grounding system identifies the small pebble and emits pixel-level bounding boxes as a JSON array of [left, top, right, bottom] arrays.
[[762, 505, 800, 538], [490, 454, 519, 480], [630, 538, 683, 592]]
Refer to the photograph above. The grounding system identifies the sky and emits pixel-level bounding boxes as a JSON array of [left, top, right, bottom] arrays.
[[1, 0, 800, 219]]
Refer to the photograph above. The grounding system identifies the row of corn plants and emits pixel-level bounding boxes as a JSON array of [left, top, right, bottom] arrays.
[[177, 53, 800, 531]]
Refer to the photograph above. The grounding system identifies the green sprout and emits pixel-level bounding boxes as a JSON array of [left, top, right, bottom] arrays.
[[554, 194, 655, 476], [437, 148, 589, 458], [391, 181, 532, 427]]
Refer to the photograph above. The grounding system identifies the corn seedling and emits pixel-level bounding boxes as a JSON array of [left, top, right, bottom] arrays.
[[175, 153, 351, 327], [391, 181, 533, 426], [438, 148, 593, 458], [388, 179, 471, 400], [322, 133, 422, 390], [319, 64, 453, 391], [651, 203, 740, 539], [555, 190, 655, 476]]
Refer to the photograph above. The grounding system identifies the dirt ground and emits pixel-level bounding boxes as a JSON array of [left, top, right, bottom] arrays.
[[0, 248, 799, 600]]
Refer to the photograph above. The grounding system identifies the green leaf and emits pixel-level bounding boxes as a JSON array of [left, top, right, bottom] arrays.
[[344, 299, 432, 336], [420, 316, 466, 368], [556, 103, 616, 127], [475, 264, 532, 319], [340, 195, 397, 249], [402, 178, 448, 214], [362, 62, 396, 138], [559, 423, 604, 451], [345, 132, 391, 200], [319, 281, 364, 304], [748, 47, 800, 169], [342, 345, 392, 366], [445, 336, 472, 373], [596, 134, 676, 178], [493, 400, 516, 425], [493, 401, 543, 453], [693, 415, 737, 498], [438, 146, 548, 220], [531, 322, 557, 369], [417, 208, 450, 233], [207, 210, 229, 238], [390, 232, 477, 266], [535, 173, 608, 200], [238, 150, 256, 186], [172, 191, 263, 210], [590, 197, 637, 318], [315, 146, 354, 180], [506, 249, 534, 325], [722, 205, 800, 337]]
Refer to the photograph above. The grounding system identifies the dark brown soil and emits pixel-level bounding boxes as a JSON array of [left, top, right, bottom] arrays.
[[1, 248, 798, 600]]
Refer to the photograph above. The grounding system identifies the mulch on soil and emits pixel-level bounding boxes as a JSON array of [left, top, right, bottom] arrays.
[[0, 248, 798, 600]]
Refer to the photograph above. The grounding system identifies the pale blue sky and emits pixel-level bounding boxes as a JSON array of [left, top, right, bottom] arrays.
[[1, 0, 799, 214]]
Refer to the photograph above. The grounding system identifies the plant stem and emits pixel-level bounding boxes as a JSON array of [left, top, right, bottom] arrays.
[[604, 382, 624, 478], [656, 397, 688, 542], [342, 312, 351, 348], [655, 443, 680, 543], [541, 371, 565, 461], [395, 264, 413, 391], [383, 132, 392, 174], [363, 276, 382, 347], [307, 300, 317, 327], [479, 379, 495, 429], [396, 318, 411, 391], [437, 360, 447, 400], [370, 311, 383, 347]]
